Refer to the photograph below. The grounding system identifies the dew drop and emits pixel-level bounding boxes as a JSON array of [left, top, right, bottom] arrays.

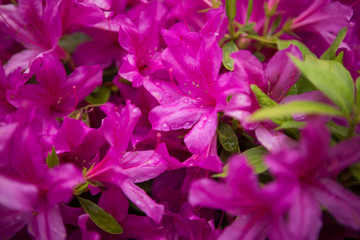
[[155, 81, 161, 86], [183, 122, 192, 129], [152, 92, 163, 101], [183, 98, 189, 103], [161, 123, 170, 131], [197, 122, 204, 129], [132, 107, 141, 115], [207, 119, 212, 123], [196, 84, 200, 88], [192, 82, 196, 86], [187, 91, 192, 95]]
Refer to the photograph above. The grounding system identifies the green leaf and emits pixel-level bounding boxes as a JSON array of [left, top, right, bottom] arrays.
[[46, 146, 59, 168], [326, 121, 348, 141], [59, 32, 91, 53], [287, 75, 316, 95], [334, 51, 344, 64], [275, 120, 305, 130], [222, 41, 238, 70], [250, 100, 345, 122], [77, 196, 123, 234], [350, 163, 360, 181], [321, 28, 347, 60], [269, 15, 282, 35], [246, 0, 253, 23], [86, 86, 111, 104], [291, 56, 355, 116], [243, 146, 268, 174], [253, 51, 265, 62], [218, 121, 239, 153], [212, 164, 229, 178], [211, 0, 222, 8], [356, 77, 360, 108], [250, 84, 287, 125], [277, 39, 316, 59], [250, 84, 277, 108], [225, 0, 237, 21]]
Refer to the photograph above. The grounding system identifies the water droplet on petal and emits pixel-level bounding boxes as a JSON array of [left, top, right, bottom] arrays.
[[183, 98, 189, 103], [132, 107, 141, 115], [192, 82, 196, 86], [207, 119, 212, 123], [197, 122, 204, 129], [196, 84, 200, 88], [152, 92, 163, 101], [183, 122, 192, 129], [161, 123, 170, 131], [155, 81, 160, 86], [187, 91, 192, 95], [184, 83, 187, 87]]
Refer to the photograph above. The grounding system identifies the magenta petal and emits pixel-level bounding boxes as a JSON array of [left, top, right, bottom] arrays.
[[60, 0, 104, 34], [53, 117, 86, 152], [149, 97, 207, 131], [0, 174, 38, 212], [121, 215, 163, 239], [143, 79, 183, 104], [183, 134, 223, 172], [255, 124, 296, 152], [0, 207, 30, 240], [328, 135, 360, 176], [288, 189, 322, 240], [291, 0, 353, 33], [313, 179, 360, 231], [29, 205, 66, 240], [98, 187, 129, 222], [100, 101, 141, 152], [119, 180, 164, 223], [265, 45, 302, 102], [77, 214, 100, 240], [47, 164, 84, 205], [184, 111, 217, 154], [66, 65, 103, 101], [118, 54, 146, 87], [231, 50, 266, 90], [120, 149, 168, 183], [219, 218, 267, 240], [189, 178, 238, 215], [4, 50, 41, 75]]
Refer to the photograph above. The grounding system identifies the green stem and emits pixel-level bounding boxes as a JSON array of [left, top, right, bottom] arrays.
[[347, 119, 356, 139], [243, 35, 276, 44], [262, 16, 270, 37]]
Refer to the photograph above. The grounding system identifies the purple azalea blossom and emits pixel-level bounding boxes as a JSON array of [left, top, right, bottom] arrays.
[[0, 121, 83, 240], [118, 1, 168, 87], [60, 0, 105, 34], [53, 117, 106, 169], [0, 63, 28, 122], [189, 155, 296, 240], [85, 102, 178, 223], [266, 118, 360, 239], [149, 23, 224, 156], [7, 54, 102, 120], [0, 0, 65, 74], [221, 44, 301, 130]]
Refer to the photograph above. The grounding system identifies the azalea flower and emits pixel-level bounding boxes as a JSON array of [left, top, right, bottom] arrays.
[[266, 118, 360, 239], [189, 155, 296, 240]]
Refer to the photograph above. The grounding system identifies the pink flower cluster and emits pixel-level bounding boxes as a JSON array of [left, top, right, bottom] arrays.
[[0, 0, 360, 239]]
